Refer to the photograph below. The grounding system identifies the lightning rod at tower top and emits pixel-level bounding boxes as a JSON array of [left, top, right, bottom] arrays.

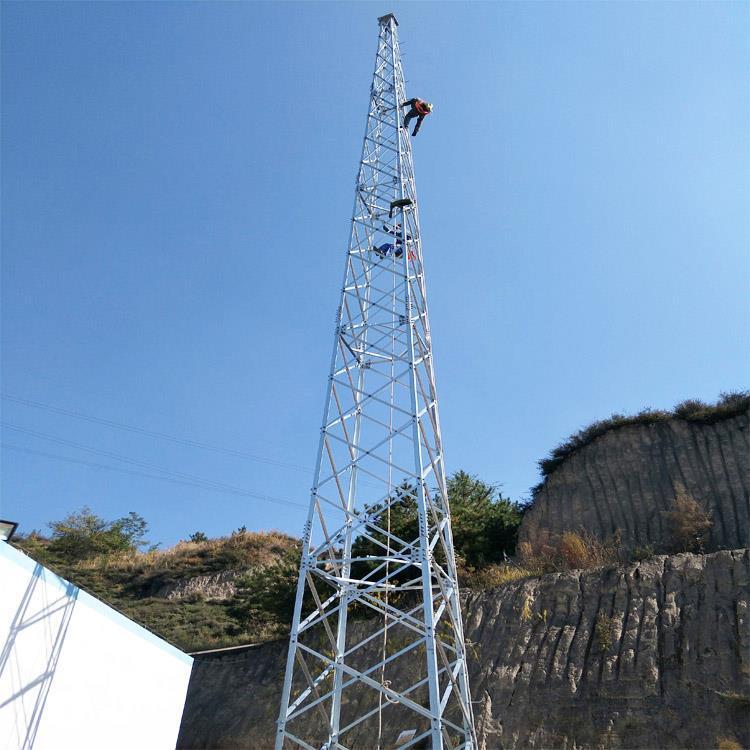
[[276, 14, 477, 750]]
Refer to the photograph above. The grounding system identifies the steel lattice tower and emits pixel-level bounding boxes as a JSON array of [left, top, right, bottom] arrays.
[[276, 15, 476, 750]]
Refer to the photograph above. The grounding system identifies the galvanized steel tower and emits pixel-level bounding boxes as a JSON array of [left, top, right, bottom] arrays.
[[276, 15, 476, 750]]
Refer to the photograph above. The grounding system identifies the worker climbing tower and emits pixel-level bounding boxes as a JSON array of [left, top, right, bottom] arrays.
[[276, 15, 476, 750]]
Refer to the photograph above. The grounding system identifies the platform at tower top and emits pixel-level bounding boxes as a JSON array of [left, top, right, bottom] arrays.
[[377, 13, 398, 26]]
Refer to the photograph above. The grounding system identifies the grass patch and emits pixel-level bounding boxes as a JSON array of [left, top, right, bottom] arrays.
[[117, 597, 251, 652]]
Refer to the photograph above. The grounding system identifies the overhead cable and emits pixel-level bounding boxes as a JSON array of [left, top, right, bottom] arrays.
[[1, 393, 312, 473], [1, 442, 306, 510]]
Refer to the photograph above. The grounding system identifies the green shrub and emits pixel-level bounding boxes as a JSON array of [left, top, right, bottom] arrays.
[[12, 471, 527, 650], [118, 597, 250, 652]]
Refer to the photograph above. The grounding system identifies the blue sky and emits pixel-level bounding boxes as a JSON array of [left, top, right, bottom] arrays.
[[2, 1, 748, 547]]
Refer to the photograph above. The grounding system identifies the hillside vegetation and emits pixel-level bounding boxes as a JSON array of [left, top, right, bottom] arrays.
[[16, 518, 299, 651], [15, 393, 744, 653], [13, 471, 525, 652], [535, 390, 749, 487]]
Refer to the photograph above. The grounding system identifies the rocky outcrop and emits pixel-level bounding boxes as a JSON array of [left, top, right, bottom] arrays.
[[154, 570, 241, 601], [177, 549, 750, 749], [520, 412, 749, 552]]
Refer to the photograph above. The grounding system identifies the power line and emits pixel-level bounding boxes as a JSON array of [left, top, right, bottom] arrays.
[[2, 421, 267, 494], [1, 393, 313, 474], [1, 443, 306, 510], [1, 392, 383, 490]]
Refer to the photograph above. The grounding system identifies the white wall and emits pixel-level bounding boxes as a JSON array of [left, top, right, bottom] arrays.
[[0, 542, 193, 750]]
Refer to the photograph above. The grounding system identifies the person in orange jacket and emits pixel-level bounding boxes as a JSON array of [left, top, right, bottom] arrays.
[[401, 98, 433, 136]]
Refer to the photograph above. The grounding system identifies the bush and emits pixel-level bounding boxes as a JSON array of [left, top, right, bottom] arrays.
[[673, 398, 709, 418], [664, 486, 713, 553]]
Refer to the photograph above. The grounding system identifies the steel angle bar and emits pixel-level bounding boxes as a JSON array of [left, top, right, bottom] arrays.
[[324, 374, 414, 422], [285, 662, 336, 716], [342, 603, 425, 658], [291, 633, 429, 731], [310, 502, 410, 555], [297, 644, 436, 722], [333, 673, 433, 738], [297, 594, 341, 635], [279, 731, 317, 750], [294, 650, 335, 725], [364, 136, 399, 156], [312, 569, 399, 590], [322, 433, 421, 484]]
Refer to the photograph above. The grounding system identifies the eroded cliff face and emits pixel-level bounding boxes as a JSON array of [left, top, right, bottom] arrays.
[[520, 412, 749, 552], [177, 549, 749, 750]]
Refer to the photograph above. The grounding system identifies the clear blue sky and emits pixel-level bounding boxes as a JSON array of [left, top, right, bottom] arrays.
[[2, 1, 748, 547]]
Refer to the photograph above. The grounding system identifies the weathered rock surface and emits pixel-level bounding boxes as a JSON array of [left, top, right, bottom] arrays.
[[520, 412, 750, 552], [154, 570, 241, 601], [177, 549, 750, 749]]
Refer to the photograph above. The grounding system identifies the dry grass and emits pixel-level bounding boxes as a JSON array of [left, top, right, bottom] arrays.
[[518, 530, 622, 574], [716, 738, 743, 750], [457, 560, 533, 589], [73, 530, 297, 579]]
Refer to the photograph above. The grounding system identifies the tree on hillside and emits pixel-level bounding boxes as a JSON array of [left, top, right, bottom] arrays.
[[352, 471, 525, 573], [47, 507, 149, 563], [447, 471, 525, 566]]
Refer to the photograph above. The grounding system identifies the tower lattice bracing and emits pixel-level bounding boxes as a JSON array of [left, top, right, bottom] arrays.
[[276, 15, 476, 750]]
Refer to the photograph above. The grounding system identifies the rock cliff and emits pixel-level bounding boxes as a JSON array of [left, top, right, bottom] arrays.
[[154, 570, 241, 601], [177, 549, 749, 750], [520, 411, 749, 552]]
